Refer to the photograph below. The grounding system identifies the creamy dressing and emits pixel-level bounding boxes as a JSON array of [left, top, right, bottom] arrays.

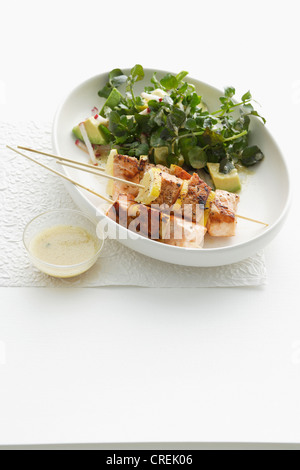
[[30, 225, 99, 267]]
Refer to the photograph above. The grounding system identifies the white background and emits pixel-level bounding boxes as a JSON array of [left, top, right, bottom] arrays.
[[0, 0, 300, 449]]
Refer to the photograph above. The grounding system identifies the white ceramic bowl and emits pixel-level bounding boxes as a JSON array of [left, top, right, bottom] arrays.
[[52, 69, 291, 267]]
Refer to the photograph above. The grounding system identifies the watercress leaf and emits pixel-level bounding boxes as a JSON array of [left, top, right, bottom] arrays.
[[224, 86, 236, 98], [161, 127, 174, 141], [131, 64, 144, 82], [102, 105, 113, 118], [248, 110, 267, 124], [109, 68, 123, 80], [98, 125, 113, 142], [127, 117, 136, 132], [129, 142, 139, 149], [234, 114, 250, 132], [151, 72, 163, 89], [135, 143, 150, 157], [178, 82, 188, 94], [176, 71, 189, 82], [135, 114, 151, 133], [166, 115, 175, 132], [219, 97, 228, 104], [120, 115, 129, 126], [160, 73, 178, 90], [148, 99, 161, 112], [115, 134, 129, 144], [219, 158, 235, 174], [229, 131, 249, 158], [98, 84, 112, 99], [109, 69, 128, 88], [195, 115, 215, 128], [242, 90, 252, 102], [167, 153, 179, 166], [168, 108, 186, 129], [153, 109, 166, 126], [179, 135, 198, 164], [150, 128, 165, 147], [190, 92, 201, 109], [185, 118, 197, 130], [179, 135, 197, 153], [108, 111, 127, 137], [134, 95, 143, 105], [204, 116, 218, 127], [241, 146, 264, 166], [110, 75, 127, 87], [206, 144, 227, 163], [188, 147, 207, 169], [242, 103, 254, 113], [221, 115, 235, 128], [144, 86, 154, 93], [201, 128, 224, 146]]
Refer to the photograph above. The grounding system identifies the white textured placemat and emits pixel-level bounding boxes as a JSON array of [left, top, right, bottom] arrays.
[[0, 121, 267, 287]]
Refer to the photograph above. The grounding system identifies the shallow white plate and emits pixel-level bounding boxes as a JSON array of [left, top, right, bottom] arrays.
[[52, 69, 291, 267]]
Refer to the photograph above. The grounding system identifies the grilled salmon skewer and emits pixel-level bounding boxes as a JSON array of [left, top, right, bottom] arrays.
[[106, 152, 240, 237]]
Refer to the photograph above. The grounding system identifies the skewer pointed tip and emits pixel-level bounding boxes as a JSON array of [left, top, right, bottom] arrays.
[[236, 214, 269, 227]]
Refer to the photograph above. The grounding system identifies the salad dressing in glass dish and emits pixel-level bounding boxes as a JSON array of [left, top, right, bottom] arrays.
[[23, 210, 104, 278], [30, 225, 98, 268]]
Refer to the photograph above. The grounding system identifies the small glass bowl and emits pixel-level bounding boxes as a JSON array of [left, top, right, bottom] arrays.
[[23, 209, 104, 278]]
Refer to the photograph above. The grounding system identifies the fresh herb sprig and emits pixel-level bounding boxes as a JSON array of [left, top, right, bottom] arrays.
[[97, 65, 266, 173]]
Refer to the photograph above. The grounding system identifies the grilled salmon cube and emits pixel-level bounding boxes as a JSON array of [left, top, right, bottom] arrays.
[[169, 164, 192, 181], [137, 158, 154, 179], [106, 195, 161, 240], [109, 153, 140, 199], [161, 213, 206, 248], [152, 171, 183, 207], [207, 189, 240, 237], [181, 173, 212, 222]]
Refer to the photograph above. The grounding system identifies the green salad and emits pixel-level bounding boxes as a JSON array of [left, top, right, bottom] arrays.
[[73, 65, 266, 192]]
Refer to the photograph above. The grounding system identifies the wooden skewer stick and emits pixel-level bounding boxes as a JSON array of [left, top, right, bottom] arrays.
[[56, 160, 145, 189], [17, 146, 106, 172], [18, 146, 144, 188], [236, 214, 268, 227], [6, 146, 112, 204]]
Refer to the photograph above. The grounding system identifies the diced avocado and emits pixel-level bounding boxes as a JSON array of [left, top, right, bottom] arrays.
[[207, 162, 241, 193], [100, 88, 123, 117], [154, 147, 169, 165], [72, 125, 83, 141], [72, 117, 107, 145]]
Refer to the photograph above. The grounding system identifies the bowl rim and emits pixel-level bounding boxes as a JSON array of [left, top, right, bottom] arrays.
[[23, 209, 104, 269], [52, 68, 292, 255]]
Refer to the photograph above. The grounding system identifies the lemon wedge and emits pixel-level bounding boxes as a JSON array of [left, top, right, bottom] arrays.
[[105, 149, 118, 197], [135, 168, 162, 205], [204, 190, 215, 226], [172, 180, 189, 212]]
